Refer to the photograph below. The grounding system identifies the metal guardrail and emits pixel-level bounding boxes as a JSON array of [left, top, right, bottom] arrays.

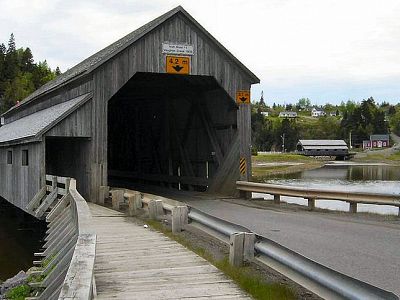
[[187, 207, 399, 300], [26, 176, 96, 300], [237, 180, 400, 214]]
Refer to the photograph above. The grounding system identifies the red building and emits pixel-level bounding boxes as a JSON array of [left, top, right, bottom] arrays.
[[363, 134, 390, 149]]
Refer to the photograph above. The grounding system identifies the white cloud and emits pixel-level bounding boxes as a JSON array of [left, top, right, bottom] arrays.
[[0, 0, 399, 103]]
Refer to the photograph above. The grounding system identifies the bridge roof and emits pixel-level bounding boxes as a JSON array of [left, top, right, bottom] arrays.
[[298, 140, 348, 150], [299, 139, 347, 146], [0, 93, 91, 145], [3, 6, 259, 117]]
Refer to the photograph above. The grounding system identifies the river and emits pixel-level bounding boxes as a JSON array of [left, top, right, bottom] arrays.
[[255, 163, 400, 215], [0, 197, 46, 281]]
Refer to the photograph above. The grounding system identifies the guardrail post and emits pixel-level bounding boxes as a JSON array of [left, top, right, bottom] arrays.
[[111, 190, 124, 210], [149, 199, 163, 220], [243, 233, 255, 261], [349, 202, 357, 213], [128, 192, 142, 216], [128, 195, 136, 216], [273, 194, 280, 204], [172, 206, 189, 234], [98, 186, 109, 205], [134, 192, 143, 209], [307, 198, 315, 210], [229, 232, 245, 267]]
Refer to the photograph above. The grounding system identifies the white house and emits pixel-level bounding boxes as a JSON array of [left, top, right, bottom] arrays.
[[311, 108, 325, 117]]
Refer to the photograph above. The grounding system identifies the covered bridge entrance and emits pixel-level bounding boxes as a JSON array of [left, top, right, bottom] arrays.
[[108, 72, 237, 192], [0, 6, 259, 214]]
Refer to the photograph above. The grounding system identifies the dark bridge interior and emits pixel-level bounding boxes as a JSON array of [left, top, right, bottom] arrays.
[[107, 72, 237, 192]]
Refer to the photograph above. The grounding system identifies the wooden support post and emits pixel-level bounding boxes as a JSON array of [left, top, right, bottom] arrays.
[[171, 206, 189, 234], [229, 232, 245, 267], [273, 194, 281, 204], [243, 233, 255, 262], [148, 199, 163, 220], [98, 186, 109, 205], [349, 202, 357, 213], [308, 198, 316, 210], [111, 190, 124, 210]]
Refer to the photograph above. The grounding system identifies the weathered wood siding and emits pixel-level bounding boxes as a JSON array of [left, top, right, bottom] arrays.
[[90, 13, 253, 199], [45, 100, 92, 138], [0, 142, 44, 211]]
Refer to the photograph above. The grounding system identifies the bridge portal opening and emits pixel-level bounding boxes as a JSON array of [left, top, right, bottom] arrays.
[[107, 72, 237, 192], [45, 137, 90, 198]]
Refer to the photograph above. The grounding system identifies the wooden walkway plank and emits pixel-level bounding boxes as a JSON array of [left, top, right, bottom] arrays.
[[89, 203, 251, 299]]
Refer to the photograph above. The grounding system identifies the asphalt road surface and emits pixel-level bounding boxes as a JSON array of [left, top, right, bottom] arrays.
[[184, 198, 400, 296]]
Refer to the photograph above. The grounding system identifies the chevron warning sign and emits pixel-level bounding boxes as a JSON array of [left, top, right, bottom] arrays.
[[240, 157, 246, 175], [236, 90, 250, 104]]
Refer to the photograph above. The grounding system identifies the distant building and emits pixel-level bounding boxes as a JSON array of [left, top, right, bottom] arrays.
[[329, 112, 337, 117], [363, 134, 390, 149], [311, 108, 325, 117], [261, 111, 269, 117], [297, 140, 348, 157], [279, 111, 297, 118]]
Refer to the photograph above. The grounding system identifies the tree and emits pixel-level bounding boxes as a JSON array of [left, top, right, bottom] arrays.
[[297, 98, 311, 110], [55, 66, 62, 76], [21, 48, 34, 72], [390, 110, 400, 136], [7, 33, 16, 53], [0, 34, 59, 113]]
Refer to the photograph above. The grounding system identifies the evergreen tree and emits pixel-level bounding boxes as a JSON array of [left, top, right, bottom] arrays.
[[7, 33, 16, 53], [0, 34, 58, 113]]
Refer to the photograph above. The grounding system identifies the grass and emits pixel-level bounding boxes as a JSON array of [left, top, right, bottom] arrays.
[[5, 284, 31, 300], [251, 153, 323, 180], [253, 153, 313, 163], [354, 150, 400, 163], [145, 220, 296, 300], [215, 258, 295, 300]]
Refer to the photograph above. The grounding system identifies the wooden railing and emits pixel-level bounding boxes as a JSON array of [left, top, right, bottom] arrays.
[[26, 176, 96, 300], [237, 181, 400, 215]]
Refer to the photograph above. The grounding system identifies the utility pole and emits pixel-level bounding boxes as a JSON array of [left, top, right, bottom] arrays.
[[349, 131, 352, 149], [281, 133, 285, 153]]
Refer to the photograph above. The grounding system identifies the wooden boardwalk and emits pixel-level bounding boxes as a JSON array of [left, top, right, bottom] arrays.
[[90, 203, 251, 299]]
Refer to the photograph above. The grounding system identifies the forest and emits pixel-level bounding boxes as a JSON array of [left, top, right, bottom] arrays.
[[0, 34, 60, 114]]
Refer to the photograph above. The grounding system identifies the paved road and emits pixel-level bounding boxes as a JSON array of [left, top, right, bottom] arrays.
[[184, 198, 400, 296]]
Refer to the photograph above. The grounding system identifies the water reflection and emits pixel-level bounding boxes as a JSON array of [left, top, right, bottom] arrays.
[[0, 197, 46, 280], [258, 164, 400, 215]]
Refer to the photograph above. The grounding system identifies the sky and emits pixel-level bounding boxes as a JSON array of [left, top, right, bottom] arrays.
[[0, 0, 399, 105]]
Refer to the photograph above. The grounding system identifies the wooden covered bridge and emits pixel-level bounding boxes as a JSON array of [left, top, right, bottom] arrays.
[[0, 6, 259, 214]]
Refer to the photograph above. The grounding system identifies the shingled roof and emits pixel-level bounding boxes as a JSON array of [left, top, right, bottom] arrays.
[[3, 6, 259, 116], [0, 93, 91, 145]]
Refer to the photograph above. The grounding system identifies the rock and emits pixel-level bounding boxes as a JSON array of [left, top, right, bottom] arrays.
[[0, 270, 28, 295]]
